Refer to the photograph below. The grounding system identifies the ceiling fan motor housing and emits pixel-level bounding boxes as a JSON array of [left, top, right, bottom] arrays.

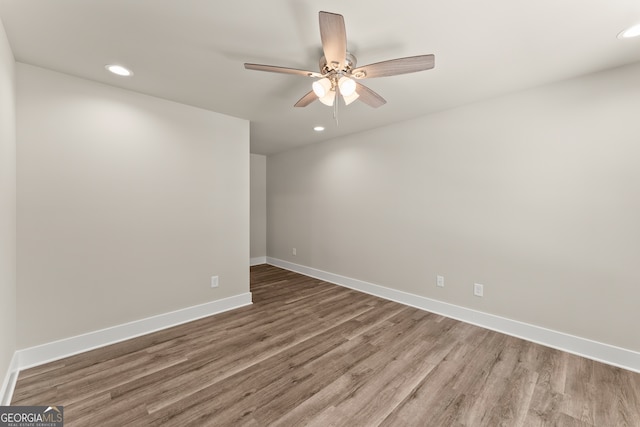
[[320, 52, 357, 74]]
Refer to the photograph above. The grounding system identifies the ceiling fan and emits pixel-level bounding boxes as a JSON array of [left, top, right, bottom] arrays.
[[244, 11, 435, 110]]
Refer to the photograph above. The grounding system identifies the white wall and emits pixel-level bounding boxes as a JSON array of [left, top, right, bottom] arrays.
[[0, 17, 16, 400], [17, 64, 250, 349], [250, 154, 267, 262], [268, 62, 640, 353]]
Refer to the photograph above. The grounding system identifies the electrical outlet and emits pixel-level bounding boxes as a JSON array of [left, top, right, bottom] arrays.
[[292, 248, 297, 256], [211, 276, 219, 288], [436, 275, 445, 288], [474, 283, 483, 297]]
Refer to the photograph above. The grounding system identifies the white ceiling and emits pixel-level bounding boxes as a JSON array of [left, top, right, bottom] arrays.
[[1, 0, 640, 155]]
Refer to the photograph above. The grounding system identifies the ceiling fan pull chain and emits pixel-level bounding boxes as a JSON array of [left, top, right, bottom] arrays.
[[334, 85, 339, 126]]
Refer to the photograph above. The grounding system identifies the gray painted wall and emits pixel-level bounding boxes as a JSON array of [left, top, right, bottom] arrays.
[[16, 64, 250, 349], [0, 16, 16, 395], [250, 154, 267, 260], [268, 62, 640, 352]]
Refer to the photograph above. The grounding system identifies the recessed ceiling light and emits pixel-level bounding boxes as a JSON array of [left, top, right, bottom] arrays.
[[105, 64, 133, 77], [618, 23, 640, 39], [313, 126, 325, 132]]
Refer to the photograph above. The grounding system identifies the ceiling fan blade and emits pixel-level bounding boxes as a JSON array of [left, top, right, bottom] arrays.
[[351, 54, 435, 79], [355, 82, 386, 108], [244, 63, 322, 78], [294, 91, 318, 107], [319, 11, 347, 70]]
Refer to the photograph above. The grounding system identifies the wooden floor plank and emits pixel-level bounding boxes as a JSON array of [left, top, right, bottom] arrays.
[[11, 264, 640, 426]]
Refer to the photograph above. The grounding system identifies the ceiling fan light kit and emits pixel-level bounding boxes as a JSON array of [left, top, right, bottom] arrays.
[[244, 11, 435, 120], [342, 90, 359, 106], [338, 76, 356, 97], [318, 90, 336, 107], [312, 77, 332, 98]]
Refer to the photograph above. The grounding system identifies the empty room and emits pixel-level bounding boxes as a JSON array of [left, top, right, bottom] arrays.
[[1, 1, 640, 426]]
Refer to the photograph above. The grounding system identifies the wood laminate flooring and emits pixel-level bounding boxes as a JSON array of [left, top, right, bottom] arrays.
[[11, 264, 640, 426]]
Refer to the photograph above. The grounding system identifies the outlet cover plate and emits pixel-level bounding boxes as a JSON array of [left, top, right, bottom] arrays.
[[474, 283, 483, 297]]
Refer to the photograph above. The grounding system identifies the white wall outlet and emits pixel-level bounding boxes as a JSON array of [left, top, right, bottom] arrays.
[[474, 283, 484, 297], [436, 275, 445, 288], [292, 247, 297, 256], [211, 276, 219, 288]]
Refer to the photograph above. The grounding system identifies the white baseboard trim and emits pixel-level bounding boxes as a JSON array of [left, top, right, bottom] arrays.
[[16, 292, 252, 372], [250, 256, 267, 266], [267, 257, 640, 373], [0, 352, 20, 405]]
